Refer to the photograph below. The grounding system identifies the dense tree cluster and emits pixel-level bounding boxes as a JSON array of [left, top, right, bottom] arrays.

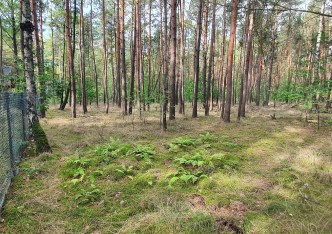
[[0, 0, 331, 129]]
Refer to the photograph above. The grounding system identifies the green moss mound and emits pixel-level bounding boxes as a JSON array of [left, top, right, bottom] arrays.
[[32, 121, 52, 154]]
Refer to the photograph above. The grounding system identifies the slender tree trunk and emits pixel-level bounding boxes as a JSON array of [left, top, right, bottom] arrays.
[[223, 0, 238, 122], [219, 1, 227, 112], [11, 0, 19, 82], [238, 5, 254, 119], [21, 0, 37, 129], [90, 0, 98, 106], [207, 0, 216, 115], [102, 0, 109, 113], [129, 1, 136, 115], [179, 0, 185, 114], [147, 0, 152, 111], [162, 0, 169, 129], [120, 0, 127, 115], [50, 10, 56, 105], [80, 0, 87, 113], [31, 0, 46, 117], [263, 12, 277, 106], [66, 0, 76, 118], [202, 1, 209, 115], [116, 0, 121, 107], [255, 51, 263, 106], [192, 0, 203, 118], [169, 0, 177, 120], [136, 0, 142, 117]]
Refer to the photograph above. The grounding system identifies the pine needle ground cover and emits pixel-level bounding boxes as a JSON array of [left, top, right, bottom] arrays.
[[1, 104, 332, 233]]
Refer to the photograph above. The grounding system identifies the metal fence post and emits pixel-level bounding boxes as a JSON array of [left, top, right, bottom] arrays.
[[4, 92, 16, 176]]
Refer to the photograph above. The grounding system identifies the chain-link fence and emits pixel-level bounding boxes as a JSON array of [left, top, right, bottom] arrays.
[[0, 92, 28, 208]]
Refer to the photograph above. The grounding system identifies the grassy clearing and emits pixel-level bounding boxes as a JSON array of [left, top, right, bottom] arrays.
[[1, 104, 331, 233]]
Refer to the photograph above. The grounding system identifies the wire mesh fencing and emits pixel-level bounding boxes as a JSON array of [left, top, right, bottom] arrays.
[[0, 92, 28, 209]]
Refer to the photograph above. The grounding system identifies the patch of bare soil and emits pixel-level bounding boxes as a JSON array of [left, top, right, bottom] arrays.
[[188, 194, 247, 233]]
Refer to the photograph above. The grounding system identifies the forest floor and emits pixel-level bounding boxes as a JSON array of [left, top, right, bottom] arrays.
[[1, 103, 332, 234]]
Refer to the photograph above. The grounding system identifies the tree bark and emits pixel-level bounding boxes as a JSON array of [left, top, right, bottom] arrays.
[[202, 0, 209, 116], [116, 0, 121, 108], [263, 12, 277, 106], [120, 0, 127, 115], [21, 0, 37, 130], [65, 0, 76, 118], [238, 4, 254, 119], [223, 0, 238, 122], [169, 0, 177, 120], [207, 0, 216, 115], [162, 0, 169, 129], [90, 0, 98, 106], [102, 0, 109, 113], [179, 0, 185, 114], [192, 0, 203, 118], [31, 0, 46, 118], [80, 0, 87, 113], [129, 1, 136, 115]]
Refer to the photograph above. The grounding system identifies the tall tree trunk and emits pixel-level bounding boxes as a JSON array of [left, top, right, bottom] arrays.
[[129, 1, 136, 115], [66, 0, 76, 118], [80, 0, 87, 113], [21, 0, 37, 130], [31, 0, 46, 118], [90, 0, 98, 106], [255, 51, 263, 106], [169, 0, 177, 120], [102, 0, 109, 113], [11, 0, 19, 82], [219, 0, 227, 112], [147, 0, 152, 111], [162, 0, 169, 129], [120, 0, 127, 115], [192, 0, 203, 118], [202, 0, 209, 116], [207, 0, 216, 115], [116, 0, 121, 107], [136, 0, 142, 117], [50, 9, 55, 105], [238, 5, 254, 119], [223, 0, 238, 122], [263, 12, 277, 106], [179, 0, 185, 114]]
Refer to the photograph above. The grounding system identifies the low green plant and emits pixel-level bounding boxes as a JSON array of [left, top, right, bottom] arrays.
[[210, 153, 242, 170], [174, 153, 213, 169], [75, 185, 102, 205], [94, 137, 132, 159], [114, 165, 135, 180], [127, 144, 155, 163], [169, 136, 196, 151], [168, 168, 208, 185], [67, 157, 91, 168], [198, 132, 217, 143]]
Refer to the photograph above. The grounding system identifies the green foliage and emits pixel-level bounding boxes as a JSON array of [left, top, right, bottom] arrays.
[[169, 136, 196, 151], [198, 132, 217, 143], [114, 165, 134, 180], [94, 137, 132, 159], [127, 144, 155, 163], [174, 153, 213, 169], [67, 157, 91, 168], [210, 153, 242, 170], [75, 184, 102, 205], [168, 168, 208, 185]]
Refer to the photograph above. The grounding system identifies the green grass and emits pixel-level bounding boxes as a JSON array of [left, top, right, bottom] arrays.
[[1, 104, 332, 233]]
